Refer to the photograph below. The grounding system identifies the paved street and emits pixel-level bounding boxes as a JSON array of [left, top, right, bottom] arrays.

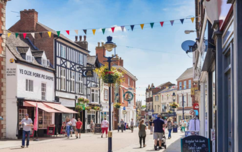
[[0, 128, 183, 152]]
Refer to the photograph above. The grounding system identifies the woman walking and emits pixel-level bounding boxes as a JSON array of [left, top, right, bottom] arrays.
[[65, 118, 72, 139], [167, 119, 173, 139], [101, 118, 109, 138], [149, 119, 153, 135], [181, 120, 186, 132], [138, 119, 147, 148]]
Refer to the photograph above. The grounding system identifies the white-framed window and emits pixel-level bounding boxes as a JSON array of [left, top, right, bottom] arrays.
[[26, 55, 32, 62], [179, 82, 182, 90], [188, 94, 192, 107], [155, 95, 159, 101], [189, 80, 191, 89], [60, 45, 66, 58], [26, 79, 33, 92], [70, 71, 75, 92], [184, 81, 186, 89], [60, 68, 66, 90], [79, 53, 83, 65], [150, 91, 152, 97], [76, 73, 83, 94], [104, 89, 108, 100], [128, 78, 130, 86], [91, 89, 99, 102], [146, 92, 149, 98], [184, 94, 187, 107], [41, 83, 46, 100], [179, 95, 182, 107]]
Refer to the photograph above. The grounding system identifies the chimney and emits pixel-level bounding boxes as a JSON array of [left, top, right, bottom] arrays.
[[19, 9, 38, 32], [96, 42, 106, 65], [84, 35, 86, 41], [79, 36, 82, 41], [75, 36, 78, 42], [75, 35, 88, 50]]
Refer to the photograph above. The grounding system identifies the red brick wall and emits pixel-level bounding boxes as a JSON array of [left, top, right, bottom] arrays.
[[177, 78, 194, 109]]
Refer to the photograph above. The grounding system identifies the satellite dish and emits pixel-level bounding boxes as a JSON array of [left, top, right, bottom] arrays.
[[181, 40, 196, 53]]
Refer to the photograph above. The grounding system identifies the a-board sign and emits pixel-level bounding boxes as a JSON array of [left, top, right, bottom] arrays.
[[94, 124, 102, 133], [185, 131, 199, 137], [47, 126, 55, 135], [60, 126, 66, 134], [181, 135, 210, 152]]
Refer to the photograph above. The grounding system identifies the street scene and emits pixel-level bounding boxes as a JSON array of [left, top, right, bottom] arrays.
[[0, 0, 241, 152]]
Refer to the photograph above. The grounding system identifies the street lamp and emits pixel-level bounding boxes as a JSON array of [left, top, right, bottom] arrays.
[[172, 92, 176, 112], [104, 36, 117, 152], [184, 30, 195, 34]]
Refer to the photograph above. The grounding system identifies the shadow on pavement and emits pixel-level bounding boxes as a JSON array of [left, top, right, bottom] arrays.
[[163, 134, 184, 152]]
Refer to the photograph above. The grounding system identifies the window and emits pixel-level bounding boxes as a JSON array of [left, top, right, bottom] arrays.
[[60, 45, 66, 58], [155, 96, 159, 101], [184, 94, 187, 107], [76, 74, 83, 94], [41, 83, 46, 100], [162, 104, 166, 112], [26, 55, 33, 62], [167, 94, 169, 100], [189, 80, 191, 89], [60, 68, 66, 90], [79, 53, 83, 65], [179, 95, 182, 107], [91, 89, 99, 102], [70, 71, 75, 92], [188, 94, 192, 107], [184, 81, 186, 89], [146, 92, 149, 98], [150, 91, 152, 97], [104, 89, 108, 100], [179, 82, 182, 90], [26, 79, 33, 92], [128, 78, 130, 86]]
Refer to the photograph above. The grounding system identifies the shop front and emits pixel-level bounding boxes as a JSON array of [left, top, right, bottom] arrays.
[[176, 110, 193, 125]]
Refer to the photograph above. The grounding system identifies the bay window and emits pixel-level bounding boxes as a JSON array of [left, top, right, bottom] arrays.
[[91, 89, 99, 102], [70, 71, 75, 92], [61, 68, 66, 90]]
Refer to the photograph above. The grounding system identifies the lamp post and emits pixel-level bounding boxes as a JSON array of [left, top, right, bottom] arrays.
[[172, 92, 176, 112], [104, 36, 117, 152]]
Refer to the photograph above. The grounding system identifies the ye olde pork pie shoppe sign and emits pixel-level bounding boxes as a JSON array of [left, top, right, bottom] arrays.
[[181, 135, 210, 152], [19, 68, 54, 81]]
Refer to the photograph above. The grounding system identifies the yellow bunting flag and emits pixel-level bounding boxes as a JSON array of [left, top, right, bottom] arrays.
[[48, 31, 51, 38], [191, 17, 195, 23], [140, 24, 144, 30], [7, 33, 11, 37], [92, 29, 96, 35]]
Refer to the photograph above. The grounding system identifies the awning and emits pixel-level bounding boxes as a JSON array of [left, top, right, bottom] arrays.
[[44, 103, 78, 114], [24, 101, 59, 113]]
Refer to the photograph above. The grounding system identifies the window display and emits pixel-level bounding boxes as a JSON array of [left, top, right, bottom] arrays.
[[38, 109, 52, 129]]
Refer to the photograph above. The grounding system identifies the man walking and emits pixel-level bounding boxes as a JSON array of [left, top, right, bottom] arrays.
[[153, 114, 165, 150], [120, 119, 125, 133], [71, 116, 77, 138], [19, 114, 33, 148], [130, 119, 134, 133]]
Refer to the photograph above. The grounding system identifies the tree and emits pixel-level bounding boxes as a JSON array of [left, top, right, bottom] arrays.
[[141, 105, 146, 109]]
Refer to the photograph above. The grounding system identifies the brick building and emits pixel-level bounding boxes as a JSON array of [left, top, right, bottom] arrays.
[[0, 0, 8, 139], [95, 42, 137, 129]]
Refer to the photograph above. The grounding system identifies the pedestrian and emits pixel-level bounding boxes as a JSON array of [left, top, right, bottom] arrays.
[[124, 122, 126, 131], [71, 116, 77, 138], [90, 119, 95, 133], [101, 117, 109, 138], [167, 119, 173, 139], [152, 114, 165, 150], [76, 118, 82, 139], [130, 119, 134, 133], [65, 117, 72, 139], [149, 118, 153, 135], [120, 119, 125, 133], [118, 122, 121, 132], [138, 119, 147, 148], [19, 113, 33, 148], [181, 120, 186, 132]]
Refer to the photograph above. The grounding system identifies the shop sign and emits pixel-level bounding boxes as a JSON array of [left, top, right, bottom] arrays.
[[181, 135, 210, 152], [193, 103, 199, 110], [19, 68, 54, 81], [122, 110, 127, 115], [82, 69, 93, 77], [123, 91, 134, 103], [6, 68, 16, 76], [60, 99, 75, 107]]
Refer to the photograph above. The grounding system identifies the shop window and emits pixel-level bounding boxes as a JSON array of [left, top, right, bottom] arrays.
[[189, 80, 191, 89], [38, 109, 52, 129], [91, 89, 99, 102], [70, 71, 75, 92], [41, 83, 46, 100], [26, 79, 33, 92], [18, 109, 27, 129], [60, 68, 66, 90], [87, 111, 96, 124], [184, 81, 187, 89], [104, 89, 108, 101], [60, 45, 66, 58]]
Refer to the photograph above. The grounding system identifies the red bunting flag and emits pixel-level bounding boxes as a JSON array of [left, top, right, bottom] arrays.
[[111, 27, 115, 33], [160, 22, 164, 27], [23, 33, 27, 39], [66, 30, 70, 35]]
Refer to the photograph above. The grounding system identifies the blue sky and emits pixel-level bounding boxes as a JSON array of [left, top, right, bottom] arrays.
[[6, 0, 196, 104]]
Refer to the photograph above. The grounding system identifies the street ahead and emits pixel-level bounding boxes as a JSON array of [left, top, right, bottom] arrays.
[[0, 128, 183, 152]]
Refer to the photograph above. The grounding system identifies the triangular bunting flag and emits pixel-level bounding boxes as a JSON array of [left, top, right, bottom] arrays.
[[140, 24, 144, 30], [170, 20, 174, 26], [111, 27, 115, 33], [92, 29, 96, 35], [130, 25, 134, 31], [121, 26, 125, 31], [191, 17, 195, 23], [180, 19, 184, 24], [7, 33, 11, 37], [23, 33, 27, 39], [83, 29, 87, 34], [39, 32, 42, 38], [102, 28, 105, 34], [31, 33, 35, 39], [48, 31, 51, 38], [57, 31, 60, 37], [150, 23, 154, 28], [66, 30, 70, 35], [74, 30, 78, 35], [15, 33, 19, 38], [160, 22, 164, 27]]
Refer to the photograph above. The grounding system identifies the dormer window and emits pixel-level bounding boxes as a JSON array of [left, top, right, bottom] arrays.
[[41, 59, 50, 67], [26, 55, 33, 62]]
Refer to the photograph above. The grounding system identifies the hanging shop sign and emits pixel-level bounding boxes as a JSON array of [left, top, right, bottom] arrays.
[[123, 91, 134, 103], [181, 135, 210, 152], [10, 58, 14, 63], [193, 103, 199, 111], [122, 110, 127, 115], [82, 69, 93, 77]]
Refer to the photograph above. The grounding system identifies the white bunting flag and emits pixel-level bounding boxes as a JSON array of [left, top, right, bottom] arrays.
[[31, 33, 35, 39], [75, 30, 78, 35]]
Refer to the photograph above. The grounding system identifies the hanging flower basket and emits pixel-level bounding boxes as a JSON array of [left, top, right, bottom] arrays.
[[93, 106, 100, 111], [114, 103, 121, 109], [83, 99, 89, 104], [94, 65, 124, 84], [167, 110, 173, 114], [75, 105, 83, 112], [85, 106, 91, 111], [78, 97, 85, 102], [170, 103, 179, 109]]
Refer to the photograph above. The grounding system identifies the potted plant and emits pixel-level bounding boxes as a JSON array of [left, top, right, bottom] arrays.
[[85, 106, 91, 111], [78, 97, 84, 102], [93, 106, 100, 111], [170, 102, 179, 108], [75, 105, 83, 112], [114, 103, 121, 109], [84, 99, 89, 104]]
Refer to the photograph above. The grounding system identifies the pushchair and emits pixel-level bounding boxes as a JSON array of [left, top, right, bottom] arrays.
[[156, 135, 166, 149]]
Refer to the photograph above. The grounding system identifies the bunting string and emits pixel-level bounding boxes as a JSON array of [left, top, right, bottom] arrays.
[[3, 16, 198, 38]]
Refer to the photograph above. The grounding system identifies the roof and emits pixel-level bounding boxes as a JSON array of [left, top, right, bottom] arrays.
[[158, 86, 177, 94], [6, 32, 54, 71], [112, 65, 138, 81], [176, 67, 193, 81], [37, 22, 90, 53], [17, 46, 29, 54], [31, 50, 44, 58]]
